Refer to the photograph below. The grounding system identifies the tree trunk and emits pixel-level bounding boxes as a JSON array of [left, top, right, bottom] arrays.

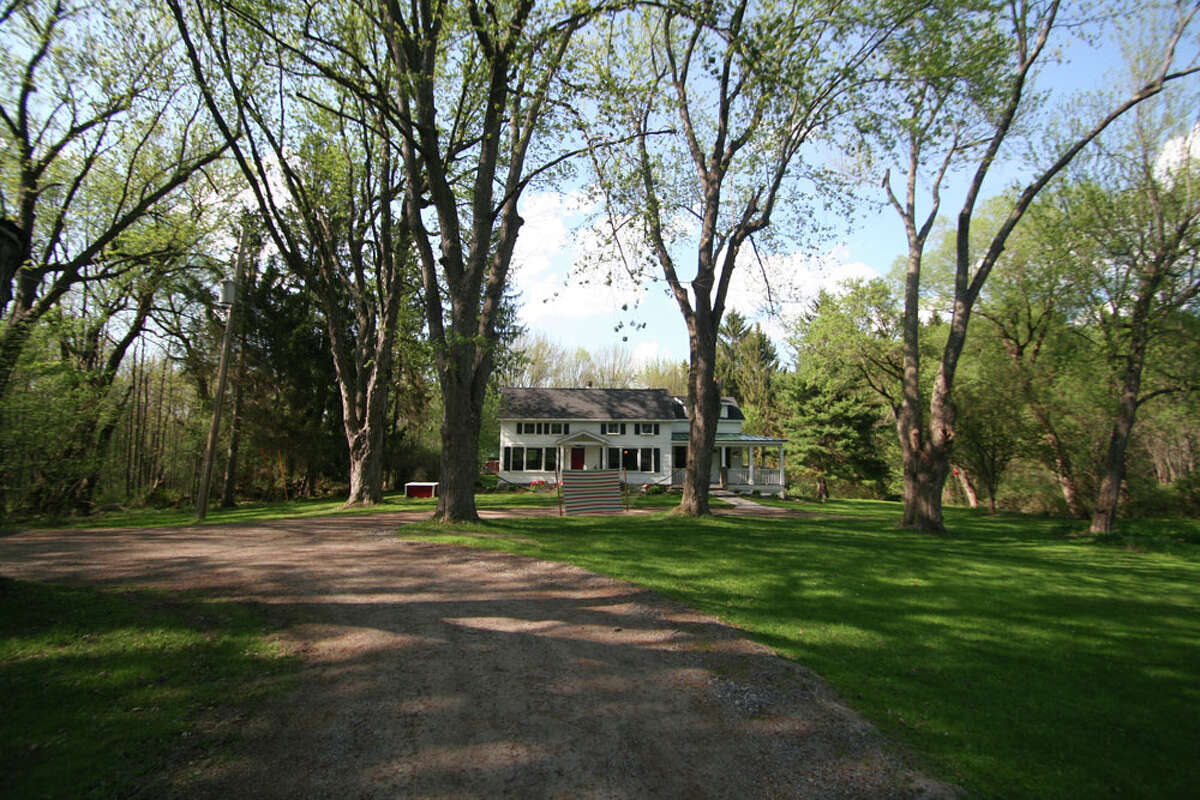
[[346, 426, 384, 505], [434, 372, 483, 522], [1043, 425, 1086, 518], [901, 453, 943, 528], [341, 346, 392, 506], [1023, 389, 1087, 518], [220, 340, 245, 508], [902, 449, 949, 531], [1090, 354, 1145, 534], [953, 467, 978, 508], [679, 328, 719, 517], [895, 233, 952, 532], [1090, 279, 1155, 534], [895, 382, 953, 532], [815, 476, 829, 502]]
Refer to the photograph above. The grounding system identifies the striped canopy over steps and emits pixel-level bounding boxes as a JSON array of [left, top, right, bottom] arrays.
[[560, 469, 625, 515]]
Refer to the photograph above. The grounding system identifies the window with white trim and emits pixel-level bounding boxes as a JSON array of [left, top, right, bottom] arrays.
[[614, 447, 660, 472], [504, 446, 526, 471]]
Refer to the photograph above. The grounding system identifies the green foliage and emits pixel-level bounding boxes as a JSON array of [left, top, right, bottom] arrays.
[[790, 279, 906, 408], [779, 372, 889, 497], [236, 259, 346, 487], [402, 503, 1200, 799], [716, 310, 781, 433], [0, 578, 297, 798]]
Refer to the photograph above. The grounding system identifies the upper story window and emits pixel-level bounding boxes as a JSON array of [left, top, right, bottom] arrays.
[[634, 423, 660, 435], [602, 422, 624, 435], [517, 422, 569, 435]]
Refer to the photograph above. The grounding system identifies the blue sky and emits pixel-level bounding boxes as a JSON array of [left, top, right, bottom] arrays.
[[506, 13, 1185, 368]]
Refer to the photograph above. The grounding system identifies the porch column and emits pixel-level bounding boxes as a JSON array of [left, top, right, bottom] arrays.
[[779, 445, 785, 484], [748, 445, 755, 485]]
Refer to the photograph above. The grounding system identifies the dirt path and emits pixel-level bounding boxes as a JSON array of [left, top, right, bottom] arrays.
[[0, 513, 958, 799]]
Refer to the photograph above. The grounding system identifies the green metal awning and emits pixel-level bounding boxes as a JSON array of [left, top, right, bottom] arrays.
[[671, 432, 785, 444]]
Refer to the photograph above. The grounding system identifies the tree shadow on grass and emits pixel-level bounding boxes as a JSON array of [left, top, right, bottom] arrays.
[[0, 578, 298, 799], [0, 523, 957, 800]]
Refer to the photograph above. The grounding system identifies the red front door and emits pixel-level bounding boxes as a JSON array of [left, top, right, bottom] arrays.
[[571, 447, 585, 470]]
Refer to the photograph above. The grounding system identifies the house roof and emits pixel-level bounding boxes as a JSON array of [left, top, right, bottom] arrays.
[[556, 430, 609, 446], [500, 387, 688, 420]]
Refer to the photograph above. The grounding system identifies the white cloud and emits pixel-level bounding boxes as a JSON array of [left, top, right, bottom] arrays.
[[510, 192, 577, 281], [632, 340, 662, 365], [518, 273, 644, 326], [724, 244, 880, 342], [509, 190, 883, 360], [1155, 122, 1200, 184], [512, 190, 649, 328]]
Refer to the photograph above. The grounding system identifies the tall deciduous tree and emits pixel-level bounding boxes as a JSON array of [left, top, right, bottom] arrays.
[[585, 0, 899, 515], [873, 0, 1200, 531], [963, 199, 1095, 517], [1048, 102, 1200, 532], [0, 0, 226, 407], [378, 0, 591, 521], [171, 0, 419, 505]]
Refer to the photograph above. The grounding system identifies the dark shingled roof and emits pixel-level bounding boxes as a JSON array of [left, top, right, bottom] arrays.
[[670, 395, 745, 421], [500, 388, 688, 420]]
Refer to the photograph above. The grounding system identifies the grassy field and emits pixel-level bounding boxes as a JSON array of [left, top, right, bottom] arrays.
[[400, 499, 1200, 799], [10, 486, 706, 530], [0, 578, 298, 798]]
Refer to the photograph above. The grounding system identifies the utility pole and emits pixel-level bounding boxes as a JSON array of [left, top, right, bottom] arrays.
[[196, 228, 247, 521]]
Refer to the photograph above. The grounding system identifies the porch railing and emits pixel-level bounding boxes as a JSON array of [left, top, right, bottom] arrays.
[[749, 468, 783, 485], [670, 467, 783, 486]]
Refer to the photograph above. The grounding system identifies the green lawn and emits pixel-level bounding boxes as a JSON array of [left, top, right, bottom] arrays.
[[0, 578, 298, 798], [13, 487, 716, 530], [17, 490, 441, 530], [400, 500, 1200, 799]]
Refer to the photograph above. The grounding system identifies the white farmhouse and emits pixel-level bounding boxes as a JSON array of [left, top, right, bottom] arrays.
[[497, 387, 785, 495]]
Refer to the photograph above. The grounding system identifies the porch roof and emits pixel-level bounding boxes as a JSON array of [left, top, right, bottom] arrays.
[[671, 432, 785, 444], [555, 431, 610, 446]]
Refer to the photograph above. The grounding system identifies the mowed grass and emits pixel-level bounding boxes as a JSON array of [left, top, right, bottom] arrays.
[[13, 486, 702, 530], [0, 578, 298, 798], [401, 500, 1200, 799]]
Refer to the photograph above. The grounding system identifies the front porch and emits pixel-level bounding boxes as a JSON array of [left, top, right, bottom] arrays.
[[669, 432, 786, 497]]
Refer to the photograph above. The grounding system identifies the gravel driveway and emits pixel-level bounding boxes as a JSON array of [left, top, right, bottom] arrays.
[[0, 512, 959, 798]]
